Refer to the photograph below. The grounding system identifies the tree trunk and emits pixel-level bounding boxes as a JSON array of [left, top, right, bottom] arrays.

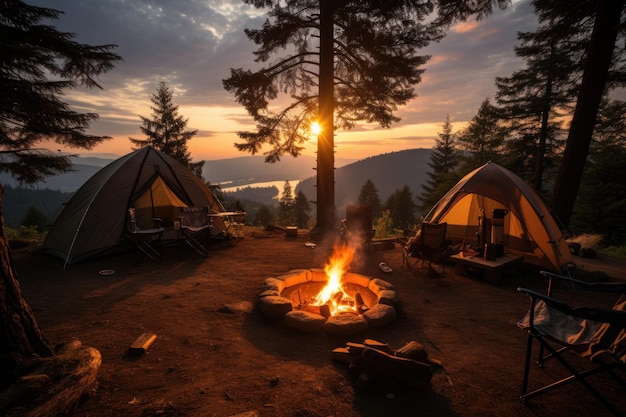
[[550, 0, 624, 227], [533, 43, 555, 192], [315, 0, 337, 233], [0, 184, 54, 391]]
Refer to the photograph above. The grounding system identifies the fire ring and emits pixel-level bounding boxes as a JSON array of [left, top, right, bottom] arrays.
[[258, 269, 398, 334]]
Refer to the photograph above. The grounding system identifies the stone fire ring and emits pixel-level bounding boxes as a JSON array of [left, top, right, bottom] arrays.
[[258, 269, 398, 335]]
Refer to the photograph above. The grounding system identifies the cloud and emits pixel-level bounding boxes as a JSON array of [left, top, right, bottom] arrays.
[[26, 0, 539, 159], [401, 0, 537, 125]]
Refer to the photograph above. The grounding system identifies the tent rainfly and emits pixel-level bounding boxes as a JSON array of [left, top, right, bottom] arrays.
[[41, 147, 227, 267], [423, 162, 574, 273]]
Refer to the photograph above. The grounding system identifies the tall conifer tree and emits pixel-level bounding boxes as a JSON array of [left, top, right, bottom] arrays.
[[418, 114, 459, 214], [0, 0, 120, 391], [385, 185, 417, 231], [223, 0, 508, 232], [456, 99, 507, 170], [495, 6, 589, 190], [357, 179, 382, 220], [130, 82, 204, 179]]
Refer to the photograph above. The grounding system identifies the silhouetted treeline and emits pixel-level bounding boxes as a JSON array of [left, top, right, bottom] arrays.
[[2, 186, 70, 229]]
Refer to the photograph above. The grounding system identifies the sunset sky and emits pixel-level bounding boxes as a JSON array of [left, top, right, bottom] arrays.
[[30, 0, 537, 163]]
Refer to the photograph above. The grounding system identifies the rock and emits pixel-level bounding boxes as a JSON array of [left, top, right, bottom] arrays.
[[377, 289, 397, 306], [363, 304, 397, 327], [258, 296, 292, 319], [324, 313, 368, 335], [264, 278, 285, 292], [284, 310, 325, 333]]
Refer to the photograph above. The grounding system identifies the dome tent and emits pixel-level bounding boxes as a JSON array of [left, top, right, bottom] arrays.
[[424, 162, 574, 273], [41, 147, 227, 267]]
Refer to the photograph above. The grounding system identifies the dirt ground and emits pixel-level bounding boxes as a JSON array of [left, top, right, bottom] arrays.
[[11, 228, 626, 417]]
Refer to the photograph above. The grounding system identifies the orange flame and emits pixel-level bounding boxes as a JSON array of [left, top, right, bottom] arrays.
[[312, 243, 355, 315]]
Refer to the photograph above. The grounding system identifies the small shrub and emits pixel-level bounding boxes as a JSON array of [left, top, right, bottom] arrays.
[[601, 245, 626, 260]]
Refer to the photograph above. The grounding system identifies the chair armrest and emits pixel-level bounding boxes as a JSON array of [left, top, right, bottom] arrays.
[[152, 217, 163, 227], [518, 287, 626, 328], [540, 271, 626, 293]]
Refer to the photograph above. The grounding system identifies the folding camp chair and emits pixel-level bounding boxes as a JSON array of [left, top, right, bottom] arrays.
[[517, 271, 626, 416], [402, 222, 449, 276], [128, 207, 165, 264], [340, 205, 375, 250], [178, 206, 210, 257]]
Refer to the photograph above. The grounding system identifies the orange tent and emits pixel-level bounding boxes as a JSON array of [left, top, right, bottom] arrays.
[[424, 162, 573, 273]]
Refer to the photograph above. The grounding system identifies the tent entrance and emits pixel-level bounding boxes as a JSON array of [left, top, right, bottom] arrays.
[[132, 176, 188, 228]]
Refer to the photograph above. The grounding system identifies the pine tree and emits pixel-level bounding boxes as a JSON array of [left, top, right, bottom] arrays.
[[495, 8, 588, 190], [456, 99, 507, 171], [357, 179, 382, 220], [253, 204, 274, 227], [1, 2, 120, 183], [385, 185, 417, 231], [277, 181, 296, 226], [570, 99, 626, 244], [20, 206, 48, 231], [548, 0, 626, 227], [130, 82, 204, 178], [0, 0, 120, 391], [294, 190, 312, 229], [418, 114, 460, 214], [222, 0, 506, 231]]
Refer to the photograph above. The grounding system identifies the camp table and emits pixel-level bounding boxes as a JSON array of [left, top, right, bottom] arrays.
[[450, 252, 523, 283], [209, 211, 246, 242]]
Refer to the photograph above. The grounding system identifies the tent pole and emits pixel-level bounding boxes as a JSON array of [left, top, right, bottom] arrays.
[[63, 200, 95, 270]]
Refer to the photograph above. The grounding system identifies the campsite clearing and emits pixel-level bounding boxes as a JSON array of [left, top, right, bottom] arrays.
[[13, 228, 626, 417]]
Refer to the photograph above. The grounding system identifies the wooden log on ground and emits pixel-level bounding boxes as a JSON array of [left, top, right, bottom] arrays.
[[342, 343, 433, 390], [362, 339, 393, 354], [129, 332, 157, 356], [0, 340, 102, 417], [395, 341, 442, 367]]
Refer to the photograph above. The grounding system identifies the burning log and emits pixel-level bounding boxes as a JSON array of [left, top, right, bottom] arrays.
[[354, 292, 369, 315], [331, 291, 344, 305], [295, 302, 331, 318], [332, 339, 440, 391]]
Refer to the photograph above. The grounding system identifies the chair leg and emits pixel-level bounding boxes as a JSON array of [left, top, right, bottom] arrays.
[[521, 333, 624, 417], [132, 237, 162, 265], [181, 231, 209, 257], [521, 332, 534, 397]]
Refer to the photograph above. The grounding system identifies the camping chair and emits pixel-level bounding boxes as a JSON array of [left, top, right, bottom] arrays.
[[178, 206, 211, 257], [402, 222, 449, 276], [340, 205, 375, 250], [517, 271, 626, 416], [128, 207, 165, 264]]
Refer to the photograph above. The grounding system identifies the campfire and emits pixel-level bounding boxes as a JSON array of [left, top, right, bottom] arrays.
[[258, 243, 398, 334], [293, 244, 368, 317]]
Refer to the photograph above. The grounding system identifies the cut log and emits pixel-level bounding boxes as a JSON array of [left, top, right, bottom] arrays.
[[395, 341, 442, 368], [319, 304, 331, 318], [395, 341, 428, 363], [362, 339, 393, 354], [331, 347, 351, 363], [337, 340, 435, 391], [129, 332, 157, 355], [349, 346, 433, 390]]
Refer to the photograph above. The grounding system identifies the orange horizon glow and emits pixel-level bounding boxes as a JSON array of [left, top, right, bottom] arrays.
[[49, 117, 455, 162], [45, 94, 464, 161]]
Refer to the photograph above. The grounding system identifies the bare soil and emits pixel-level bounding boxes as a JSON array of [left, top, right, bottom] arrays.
[[11, 228, 626, 417]]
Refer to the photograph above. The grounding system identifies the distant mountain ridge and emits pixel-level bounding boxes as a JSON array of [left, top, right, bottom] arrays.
[[296, 148, 432, 215], [204, 155, 355, 188], [0, 149, 433, 227], [0, 154, 354, 192]]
